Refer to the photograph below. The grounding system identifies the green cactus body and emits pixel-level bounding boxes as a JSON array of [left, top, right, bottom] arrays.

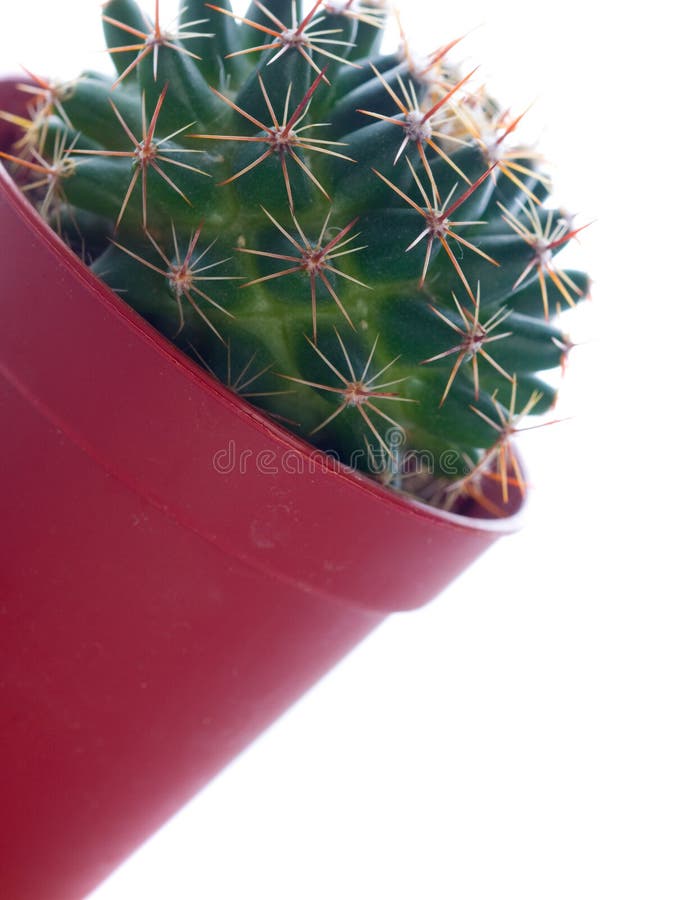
[[1, 0, 590, 515]]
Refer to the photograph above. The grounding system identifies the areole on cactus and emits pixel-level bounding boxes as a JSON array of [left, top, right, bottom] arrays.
[[0, 0, 590, 516]]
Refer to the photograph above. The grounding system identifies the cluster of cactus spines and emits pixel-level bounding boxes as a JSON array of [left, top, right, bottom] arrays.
[[0, 0, 590, 516]]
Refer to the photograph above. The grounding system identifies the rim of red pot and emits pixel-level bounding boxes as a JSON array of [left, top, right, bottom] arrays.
[[0, 82, 526, 537]]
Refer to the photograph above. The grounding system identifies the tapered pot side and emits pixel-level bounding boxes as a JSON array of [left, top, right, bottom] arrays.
[[0, 78, 523, 899]]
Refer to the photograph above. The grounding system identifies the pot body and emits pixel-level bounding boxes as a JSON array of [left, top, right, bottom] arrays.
[[0, 79, 521, 899]]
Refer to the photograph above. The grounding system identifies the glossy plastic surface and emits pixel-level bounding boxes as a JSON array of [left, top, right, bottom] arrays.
[[0, 79, 521, 899]]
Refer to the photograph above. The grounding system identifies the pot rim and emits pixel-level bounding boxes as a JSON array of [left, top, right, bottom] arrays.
[[0, 80, 526, 537]]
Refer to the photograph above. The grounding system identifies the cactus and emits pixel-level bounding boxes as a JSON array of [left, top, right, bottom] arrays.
[[0, 0, 590, 515]]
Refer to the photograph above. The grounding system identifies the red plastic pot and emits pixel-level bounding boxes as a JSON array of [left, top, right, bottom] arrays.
[[0, 77, 523, 899]]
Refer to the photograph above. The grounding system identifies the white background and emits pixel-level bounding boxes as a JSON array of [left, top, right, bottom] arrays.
[[2, 2, 681, 898]]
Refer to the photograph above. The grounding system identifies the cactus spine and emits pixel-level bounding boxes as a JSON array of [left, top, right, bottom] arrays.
[[1, 0, 590, 515]]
